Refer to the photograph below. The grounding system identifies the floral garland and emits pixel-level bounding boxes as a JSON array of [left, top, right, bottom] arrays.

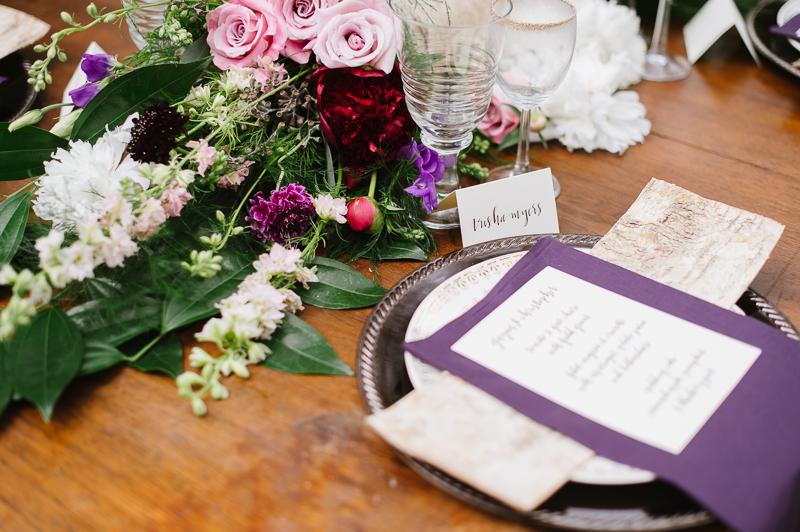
[[477, 0, 651, 155], [0, 0, 441, 420]]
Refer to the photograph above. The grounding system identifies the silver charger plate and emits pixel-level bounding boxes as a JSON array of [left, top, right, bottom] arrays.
[[357, 234, 800, 531]]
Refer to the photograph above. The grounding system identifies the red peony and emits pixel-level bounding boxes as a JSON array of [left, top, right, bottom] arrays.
[[311, 66, 414, 188]]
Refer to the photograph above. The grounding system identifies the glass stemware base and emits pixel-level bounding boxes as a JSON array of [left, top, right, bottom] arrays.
[[642, 52, 691, 82], [486, 164, 562, 199]]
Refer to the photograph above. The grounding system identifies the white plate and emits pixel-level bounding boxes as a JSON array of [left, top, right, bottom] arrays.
[[777, 0, 800, 53], [404, 250, 745, 485]]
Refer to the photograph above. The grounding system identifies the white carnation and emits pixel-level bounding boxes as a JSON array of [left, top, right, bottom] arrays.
[[33, 114, 149, 229]]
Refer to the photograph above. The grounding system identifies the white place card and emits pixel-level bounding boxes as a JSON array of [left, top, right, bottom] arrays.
[[683, 0, 760, 65], [451, 266, 761, 455], [455, 169, 559, 248]]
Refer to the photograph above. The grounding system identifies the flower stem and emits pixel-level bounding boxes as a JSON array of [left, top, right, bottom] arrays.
[[367, 170, 378, 199], [216, 167, 268, 250]]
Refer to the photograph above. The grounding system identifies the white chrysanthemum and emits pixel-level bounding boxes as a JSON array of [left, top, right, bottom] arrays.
[[541, 72, 651, 154], [33, 114, 149, 229], [571, 0, 646, 90]]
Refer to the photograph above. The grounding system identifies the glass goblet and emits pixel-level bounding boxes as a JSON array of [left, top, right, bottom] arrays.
[[488, 0, 577, 199], [389, 0, 513, 230]]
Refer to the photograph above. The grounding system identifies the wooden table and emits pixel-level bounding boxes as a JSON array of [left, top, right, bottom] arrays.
[[2, 1, 799, 530]]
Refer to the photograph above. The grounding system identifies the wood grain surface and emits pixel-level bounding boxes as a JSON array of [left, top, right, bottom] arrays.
[[1, 1, 798, 530]]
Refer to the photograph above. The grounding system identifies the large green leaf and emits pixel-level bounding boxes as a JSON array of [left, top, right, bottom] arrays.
[[0, 125, 69, 181], [380, 240, 429, 262], [127, 333, 183, 378], [298, 256, 386, 309], [82, 277, 124, 300], [262, 312, 353, 375], [0, 190, 33, 264], [180, 36, 211, 63], [78, 340, 126, 377], [0, 343, 12, 417], [5, 309, 83, 422], [67, 297, 162, 346], [161, 249, 255, 333], [71, 58, 212, 144]]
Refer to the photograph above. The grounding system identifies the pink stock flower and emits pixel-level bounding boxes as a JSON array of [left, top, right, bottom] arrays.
[[207, 0, 289, 69], [160, 181, 194, 217], [312, 0, 396, 74], [478, 84, 520, 144], [186, 140, 218, 177], [278, 0, 337, 64], [253, 56, 289, 88], [131, 198, 168, 241], [219, 160, 255, 189]]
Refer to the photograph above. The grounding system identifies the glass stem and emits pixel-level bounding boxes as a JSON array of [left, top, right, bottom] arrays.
[[437, 155, 460, 197], [513, 108, 532, 175], [648, 0, 670, 56]]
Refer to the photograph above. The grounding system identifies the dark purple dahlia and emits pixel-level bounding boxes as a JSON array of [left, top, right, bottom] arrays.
[[246, 184, 315, 245]]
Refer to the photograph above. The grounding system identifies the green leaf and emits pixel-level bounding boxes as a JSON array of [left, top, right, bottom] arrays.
[[82, 277, 124, 300], [181, 36, 211, 63], [262, 313, 353, 375], [5, 309, 83, 422], [380, 240, 429, 262], [0, 190, 33, 264], [496, 128, 520, 153], [161, 249, 255, 333], [71, 58, 212, 144], [67, 297, 162, 346], [299, 256, 386, 309], [78, 340, 126, 377], [0, 125, 70, 181], [127, 333, 183, 378], [0, 343, 12, 417]]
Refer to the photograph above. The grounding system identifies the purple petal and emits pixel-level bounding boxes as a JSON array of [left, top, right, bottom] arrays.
[[404, 173, 439, 213], [81, 53, 115, 83], [69, 82, 100, 108]]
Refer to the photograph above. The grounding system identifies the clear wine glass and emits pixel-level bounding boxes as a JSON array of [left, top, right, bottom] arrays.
[[642, 0, 691, 82], [389, 0, 513, 230], [487, 0, 577, 199]]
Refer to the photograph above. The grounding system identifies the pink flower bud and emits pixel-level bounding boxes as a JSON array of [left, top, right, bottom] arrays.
[[346, 197, 384, 234]]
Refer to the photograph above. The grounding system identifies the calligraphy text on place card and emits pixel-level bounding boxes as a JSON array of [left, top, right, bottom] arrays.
[[473, 203, 544, 232]]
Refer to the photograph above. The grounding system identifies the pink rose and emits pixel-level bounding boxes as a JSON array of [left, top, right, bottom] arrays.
[[277, 0, 338, 64], [207, 0, 289, 69], [312, 0, 396, 74], [478, 84, 520, 144]]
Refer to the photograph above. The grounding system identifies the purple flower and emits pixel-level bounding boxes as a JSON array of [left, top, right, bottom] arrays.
[[404, 173, 439, 214], [69, 82, 100, 108], [398, 140, 445, 183], [246, 184, 315, 245], [81, 53, 115, 83]]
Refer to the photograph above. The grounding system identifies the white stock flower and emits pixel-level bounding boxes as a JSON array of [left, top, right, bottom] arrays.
[[60, 242, 96, 282], [314, 193, 347, 223], [33, 114, 149, 229]]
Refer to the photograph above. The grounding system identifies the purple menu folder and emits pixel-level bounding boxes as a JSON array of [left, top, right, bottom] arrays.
[[403, 237, 800, 532]]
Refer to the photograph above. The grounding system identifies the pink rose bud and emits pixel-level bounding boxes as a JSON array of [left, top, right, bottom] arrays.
[[346, 197, 384, 234]]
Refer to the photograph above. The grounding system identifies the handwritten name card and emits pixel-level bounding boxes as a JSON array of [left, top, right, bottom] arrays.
[[456, 169, 559, 247], [451, 266, 761, 454]]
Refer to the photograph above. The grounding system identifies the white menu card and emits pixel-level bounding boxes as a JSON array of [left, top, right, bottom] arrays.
[[451, 266, 761, 454]]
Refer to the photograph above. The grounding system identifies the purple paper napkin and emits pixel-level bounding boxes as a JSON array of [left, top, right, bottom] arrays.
[[404, 237, 800, 532], [770, 13, 800, 42]]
